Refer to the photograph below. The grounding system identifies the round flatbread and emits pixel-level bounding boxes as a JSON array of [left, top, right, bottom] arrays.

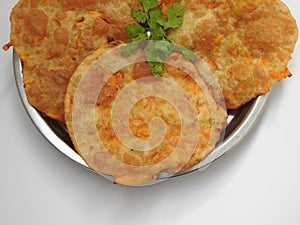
[[9, 0, 136, 120], [9, 0, 297, 120], [64, 41, 227, 186], [167, 0, 298, 109]]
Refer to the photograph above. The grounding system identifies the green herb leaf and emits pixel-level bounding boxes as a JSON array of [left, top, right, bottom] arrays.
[[162, 3, 184, 29], [120, 42, 139, 57], [131, 9, 147, 23], [122, 0, 193, 77], [145, 41, 162, 62], [148, 8, 163, 29], [125, 24, 145, 38], [140, 0, 157, 14], [180, 47, 196, 61], [151, 62, 164, 77], [149, 27, 165, 40]]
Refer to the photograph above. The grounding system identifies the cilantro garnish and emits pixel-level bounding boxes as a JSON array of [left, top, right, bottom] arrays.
[[121, 0, 196, 77]]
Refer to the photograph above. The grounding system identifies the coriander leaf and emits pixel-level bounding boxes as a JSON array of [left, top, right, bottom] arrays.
[[120, 42, 139, 57], [126, 24, 145, 38], [145, 41, 171, 77], [140, 0, 157, 14], [173, 45, 196, 61], [164, 3, 184, 29], [149, 8, 163, 29], [150, 62, 164, 77], [124, 33, 148, 43], [134, 33, 149, 42], [131, 9, 147, 23], [181, 47, 196, 61], [150, 27, 165, 40], [123, 1, 193, 77], [145, 42, 162, 63], [156, 17, 166, 28], [154, 42, 172, 59]]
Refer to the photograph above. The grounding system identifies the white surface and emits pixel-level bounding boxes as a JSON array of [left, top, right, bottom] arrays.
[[0, 1, 299, 225]]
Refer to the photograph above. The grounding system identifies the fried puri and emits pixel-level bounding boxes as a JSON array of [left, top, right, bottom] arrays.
[[6, 0, 297, 185], [167, 0, 298, 109], [64, 41, 227, 185], [8, 0, 298, 119], [9, 0, 136, 120]]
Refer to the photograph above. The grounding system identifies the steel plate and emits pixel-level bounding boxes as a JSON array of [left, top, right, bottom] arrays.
[[13, 50, 269, 185]]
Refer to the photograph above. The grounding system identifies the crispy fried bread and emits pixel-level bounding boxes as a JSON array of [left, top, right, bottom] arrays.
[[167, 0, 298, 108], [169, 0, 298, 109], [10, 0, 136, 120], [9, 0, 298, 118], [64, 41, 227, 185]]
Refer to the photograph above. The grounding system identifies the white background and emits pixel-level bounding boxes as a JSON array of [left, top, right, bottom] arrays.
[[0, 1, 299, 224]]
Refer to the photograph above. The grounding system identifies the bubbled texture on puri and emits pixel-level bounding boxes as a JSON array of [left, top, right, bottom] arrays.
[[167, 0, 298, 109], [10, 0, 137, 120], [64, 41, 227, 186]]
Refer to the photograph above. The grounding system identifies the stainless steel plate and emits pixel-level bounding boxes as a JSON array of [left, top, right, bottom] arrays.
[[13, 50, 269, 184]]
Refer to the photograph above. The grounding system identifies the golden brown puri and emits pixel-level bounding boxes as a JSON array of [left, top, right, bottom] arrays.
[[9, 0, 297, 121], [168, 0, 298, 109], [64, 41, 227, 186], [9, 0, 136, 121]]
